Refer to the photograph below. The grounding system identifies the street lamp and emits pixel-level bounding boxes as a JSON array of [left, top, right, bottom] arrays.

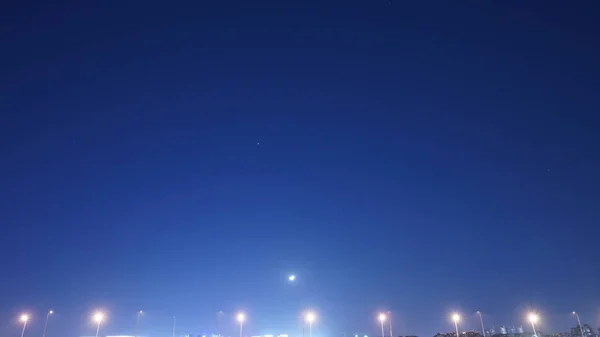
[[378, 313, 386, 337], [43, 311, 54, 337], [452, 314, 460, 337], [572, 312, 585, 337], [172, 316, 176, 337], [237, 313, 246, 337], [305, 311, 316, 337], [528, 313, 539, 337], [476, 311, 486, 337], [136, 311, 143, 337], [93, 312, 105, 337], [20, 314, 30, 337], [217, 311, 223, 337]]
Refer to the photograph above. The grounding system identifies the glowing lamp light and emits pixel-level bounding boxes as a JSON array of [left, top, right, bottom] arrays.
[[452, 314, 460, 323], [93, 312, 105, 324], [528, 313, 539, 324], [20, 314, 30, 323], [288, 275, 296, 281], [237, 313, 246, 323], [379, 313, 386, 322], [305, 312, 316, 323]]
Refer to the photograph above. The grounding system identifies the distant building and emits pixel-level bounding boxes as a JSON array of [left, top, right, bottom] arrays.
[[572, 325, 595, 337], [433, 331, 482, 337], [485, 328, 496, 336]]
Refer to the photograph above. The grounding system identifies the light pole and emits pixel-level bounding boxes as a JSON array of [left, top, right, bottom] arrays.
[[572, 312, 585, 337], [20, 314, 30, 337], [136, 311, 143, 337], [387, 312, 393, 337], [42, 311, 53, 337], [172, 316, 176, 337], [237, 313, 245, 337], [476, 311, 485, 337], [452, 314, 460, 337], [305, 312, 316, 337], [93, 312, 105, 337], [528, 313, 539, 337], [378, 313, 386, 337], [217, 311, 223, 337]]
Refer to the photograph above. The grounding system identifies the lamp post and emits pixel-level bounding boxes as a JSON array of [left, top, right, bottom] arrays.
[[237, 313, 245, 337], [528, 313, 539, 337], [572, 312, 585, 337], [452, 314, 460, 337], [136, 311, 143, 337], [217, 311, 223, 337], [476, 311, 485, 337], [172, 316, 176, 337], [20, 314, 30, 337], [305, 312, 316, 337], [42, 311, 53, 337], [93, 312, 105, 337], [378, 314, 386, 337], [387, 312, 393, 337]]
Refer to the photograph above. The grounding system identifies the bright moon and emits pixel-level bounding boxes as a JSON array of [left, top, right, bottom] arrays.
[[288, 275, 296, 281]]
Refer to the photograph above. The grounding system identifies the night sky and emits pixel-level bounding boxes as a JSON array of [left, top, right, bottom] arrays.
[[1, 1, 599, 337]]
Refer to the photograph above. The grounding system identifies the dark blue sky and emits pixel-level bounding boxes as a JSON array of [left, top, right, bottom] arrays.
[[1, 1, 599, 337]]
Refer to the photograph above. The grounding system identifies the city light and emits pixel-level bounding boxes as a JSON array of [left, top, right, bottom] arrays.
[[237, 312, 246, 337], [304, 311, 317, 337], [572, 312, 584, 337], [136, 310, 143, 337], [19, 314, 30, 337], [43, 311, 54, 337], [378, 313, 386, 337], [94, 312, 105, 324], [476, 311, 486, 337], [451, 313, 460, 337], [93, 311, 105, 337], [2, 304, 583, 337], [528, 313, 538, 324], [305, 312, 316, 323], [528, 312, 539, 337]]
